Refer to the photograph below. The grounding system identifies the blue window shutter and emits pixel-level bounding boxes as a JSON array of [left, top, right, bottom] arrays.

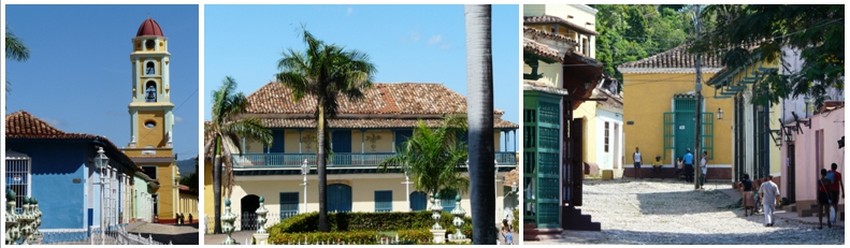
[[270, 129, 285, 152], [410, 191, 427, 211], [279, 192, 299, 219], [374, 190, 392, 212]]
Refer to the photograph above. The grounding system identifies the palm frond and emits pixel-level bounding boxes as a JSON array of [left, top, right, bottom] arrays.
[[5, 31, 30, 62]]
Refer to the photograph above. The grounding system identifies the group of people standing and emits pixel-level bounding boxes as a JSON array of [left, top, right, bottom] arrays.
[[817, 163, 844, 229], [633, 147, 708, 186]]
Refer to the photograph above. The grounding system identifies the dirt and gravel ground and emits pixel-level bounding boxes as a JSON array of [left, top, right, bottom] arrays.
[[527, 179, 845, 245]]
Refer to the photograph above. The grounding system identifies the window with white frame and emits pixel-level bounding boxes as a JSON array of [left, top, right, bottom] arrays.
[[5, 151, 32, 213]]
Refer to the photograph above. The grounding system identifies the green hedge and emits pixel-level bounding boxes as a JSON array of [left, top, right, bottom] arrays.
[[397, 229, 433, 244], [269, 230, 380, 245], [269, 211, 472, 234]]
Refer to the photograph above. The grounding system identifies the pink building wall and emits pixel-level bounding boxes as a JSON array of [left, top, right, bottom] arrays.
[[781, 106, 844, 210]]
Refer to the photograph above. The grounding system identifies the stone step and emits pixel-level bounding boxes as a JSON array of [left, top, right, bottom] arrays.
[[523, 223, 540, 241]]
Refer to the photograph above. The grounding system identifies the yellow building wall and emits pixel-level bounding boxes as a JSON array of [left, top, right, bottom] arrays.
[[203, 159, 214, 226], [155, 162, 179, 221], [137, 111, 166, 148], [284, 129, 318, 153], [351, 130, 395, 153], [574, 101, 598, 164], [622, 72, 735, 166], [178, 192, 199, 220]]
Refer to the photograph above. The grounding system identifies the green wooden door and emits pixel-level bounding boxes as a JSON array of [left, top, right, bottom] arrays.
[[523, 91, 562, 229]]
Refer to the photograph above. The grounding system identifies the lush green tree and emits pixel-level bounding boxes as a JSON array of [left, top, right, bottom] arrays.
[[464, 4, 497, 244], [379, 117, 470, 204], [692, 5, 844, 106], [594, 5, 690, 90], [276, 29, 376, 232], [205, 76, 272, 234]]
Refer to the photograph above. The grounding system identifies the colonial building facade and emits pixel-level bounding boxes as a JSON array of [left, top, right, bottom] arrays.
[[216, 82, 519, 231], [619, 45, 734, 180], [523, 4, 604, 237]]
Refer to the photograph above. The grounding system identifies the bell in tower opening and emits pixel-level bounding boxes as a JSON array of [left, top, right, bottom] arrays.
[[145, 82, 157, 102]]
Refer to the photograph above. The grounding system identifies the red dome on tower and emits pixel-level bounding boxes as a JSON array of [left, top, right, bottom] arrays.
[[136, 18, 164, 37]]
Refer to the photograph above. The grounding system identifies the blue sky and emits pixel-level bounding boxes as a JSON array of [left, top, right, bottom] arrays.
[[5, 5, 200, 159], [204, 5, 520, 148]]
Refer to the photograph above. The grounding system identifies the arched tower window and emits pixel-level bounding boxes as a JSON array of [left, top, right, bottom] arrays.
[[145, 61, 155, 75], [145, 81, 157, 102], [145, 39, 155, 51]]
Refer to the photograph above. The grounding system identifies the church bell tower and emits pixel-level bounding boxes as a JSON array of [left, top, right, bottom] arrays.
[[124, 18, 179, 224]]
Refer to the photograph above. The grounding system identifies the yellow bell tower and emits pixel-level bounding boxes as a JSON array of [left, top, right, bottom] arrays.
[[123, 18, 180, 224]]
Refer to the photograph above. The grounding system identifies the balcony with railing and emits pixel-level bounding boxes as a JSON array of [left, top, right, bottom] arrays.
[[231, 152, 518, 171]]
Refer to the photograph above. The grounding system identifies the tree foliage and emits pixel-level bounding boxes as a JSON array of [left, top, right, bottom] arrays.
[[277, 29, 376, 232], [379, 116, 470, 199], [594, 5, 691, 89], [692, 5, 844, 106]]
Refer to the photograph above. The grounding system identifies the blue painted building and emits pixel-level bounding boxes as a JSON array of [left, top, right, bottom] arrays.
[[5, 111, 156, 243]]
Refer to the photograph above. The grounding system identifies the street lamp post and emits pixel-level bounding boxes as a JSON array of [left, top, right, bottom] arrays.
[[300, 159, 309, 213], [94, 147, 109, 245], [403, 170, 411, 211]]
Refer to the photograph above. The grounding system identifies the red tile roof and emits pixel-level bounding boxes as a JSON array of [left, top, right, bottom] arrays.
[[618, 44, 725, 74], [6, 111, 140, 172], [136, 18, 164, 37], [246, 82, 467, 115], [244, 82, 518, 129], [524, 15, 598, 35], [6, 111, 100, 140]]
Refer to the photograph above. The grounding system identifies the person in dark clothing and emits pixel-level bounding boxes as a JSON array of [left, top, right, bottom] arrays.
[[740, 174, 756, 216], [818, 169, 833, 229]]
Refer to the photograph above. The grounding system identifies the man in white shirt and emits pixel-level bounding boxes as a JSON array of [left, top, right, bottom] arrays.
[[759, 175, 780, 227], [633, 147, 643, 179]]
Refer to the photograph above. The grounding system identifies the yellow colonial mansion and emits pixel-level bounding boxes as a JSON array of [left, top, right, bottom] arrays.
[[121, 18, 184, 224], [204, 82, 519, 231]]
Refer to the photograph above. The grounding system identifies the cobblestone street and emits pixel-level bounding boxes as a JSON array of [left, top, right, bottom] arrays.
[[528, 179, 845, 245]]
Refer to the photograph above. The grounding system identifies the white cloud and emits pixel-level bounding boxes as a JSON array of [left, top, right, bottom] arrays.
[[346, 6, 354, 16], [409, 31, 421, 42], [428, 34, 443, 45], [175, 115, 184, 124]]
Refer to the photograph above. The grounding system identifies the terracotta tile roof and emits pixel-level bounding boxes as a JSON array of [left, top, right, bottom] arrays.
[[246, 82, 466, 115], [618, 44, 725, 74], [524, 15, 598, 35], [6, 111, 139, 172], [524, 38, 562, 63], [245, 82, 519, 129], [524, 26, 577, 45], [6, 111, 100, 140]]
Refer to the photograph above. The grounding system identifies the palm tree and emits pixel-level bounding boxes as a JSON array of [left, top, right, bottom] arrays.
[[276, 29, 376, 232], [6, 30, 30, 94], [6, 31, 30, 61], [380, 117, 470, 204], [465, 5, 497, 244], [205, 76, 272, 234]]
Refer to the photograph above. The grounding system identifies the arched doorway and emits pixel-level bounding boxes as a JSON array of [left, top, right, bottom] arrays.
[[240, 195, 260, 230], [410, 191, 427, 211], [327, 184, 352, 212]]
